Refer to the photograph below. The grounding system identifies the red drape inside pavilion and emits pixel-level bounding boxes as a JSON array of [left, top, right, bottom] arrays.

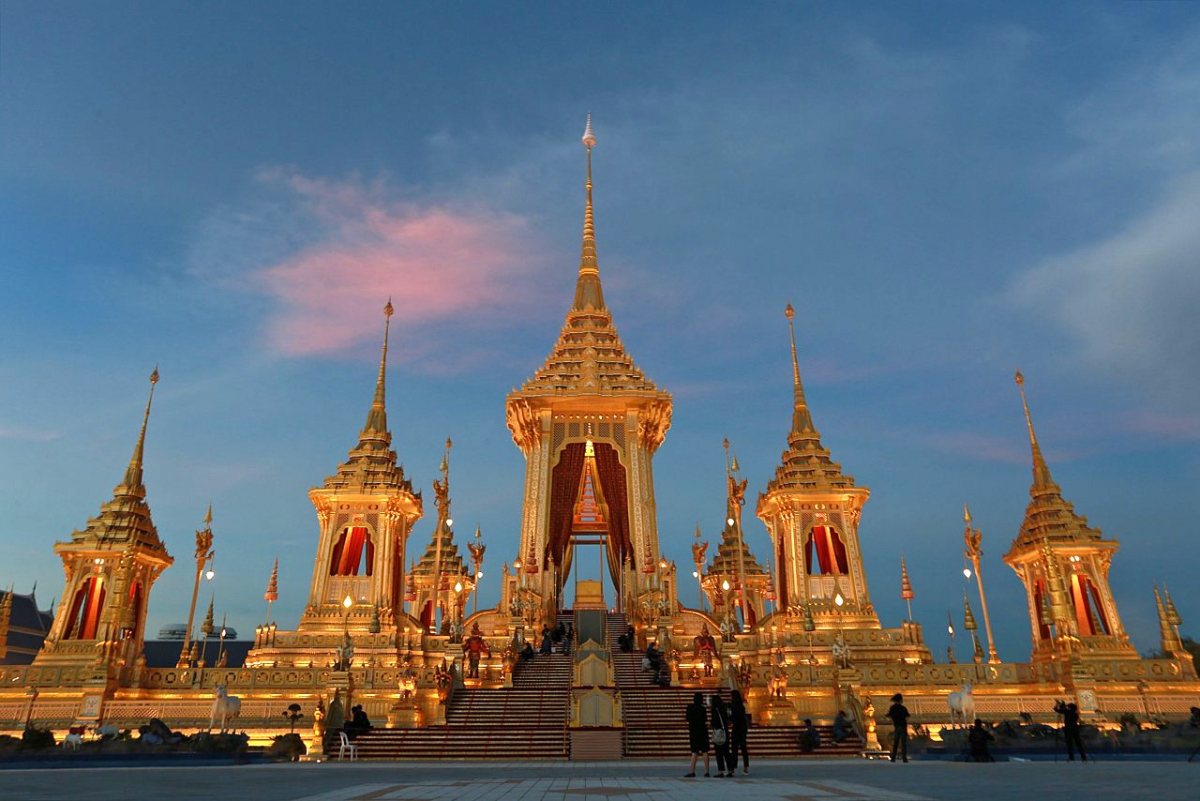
[[548, 443, 588, 572], [806, 525, 849, 575], [330, 526, 374, 576], [592, 443, 632, 581]]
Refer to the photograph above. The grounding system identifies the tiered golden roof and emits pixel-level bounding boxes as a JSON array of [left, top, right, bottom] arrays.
[[764, 304, 859, 494], [62, 368, 169, 557], [1010, 371, 1104, 549], [514, 120, 667, 404], [322, 300, 416, 495]]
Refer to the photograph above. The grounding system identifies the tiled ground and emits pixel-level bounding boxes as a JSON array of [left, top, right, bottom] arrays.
[[3, 758, 1198, 800]]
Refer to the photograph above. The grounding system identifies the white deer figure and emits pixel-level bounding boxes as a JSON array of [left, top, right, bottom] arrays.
[[209, 684, 241, 734], [948, 682, 975, 727]]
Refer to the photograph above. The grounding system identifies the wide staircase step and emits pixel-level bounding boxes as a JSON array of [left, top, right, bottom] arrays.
[[609, 612, 862, 759], [331, 613, 575, 760]]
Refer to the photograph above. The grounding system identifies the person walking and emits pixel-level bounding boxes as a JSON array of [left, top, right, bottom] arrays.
[[685, 693, 711, 777], [711, 692, 733, 777], [1062, 702, 1087, 762], [730, 690, 750, 775], [887, 693, 910, 763]]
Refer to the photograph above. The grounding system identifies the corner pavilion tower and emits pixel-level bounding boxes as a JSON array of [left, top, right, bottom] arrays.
[[1004, 371, 1138, 665], [34, 370, 173, 683], [756, 305, 878, 629], [296, 301, 424, 636], [505, 117, 672, 621]]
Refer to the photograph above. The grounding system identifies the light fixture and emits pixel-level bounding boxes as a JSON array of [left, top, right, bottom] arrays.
[[454, 581, 463, 593], [948, 622, 955, 636], [476, 571, 483, 580], [659, 558, 668, 570], [447, 518, 454, 527], [963, 567, 972, 579], [834, 592, 844, 607], [343, 595, 353, 609], [693, 571, 699, 578], [722, 579, 731, 592], [513, 558, 522, 571], [205, 567, 215, 581], [727, 518, 735, 527]]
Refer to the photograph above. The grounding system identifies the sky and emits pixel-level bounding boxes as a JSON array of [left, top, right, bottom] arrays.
[[1, 2, 1198, 662]]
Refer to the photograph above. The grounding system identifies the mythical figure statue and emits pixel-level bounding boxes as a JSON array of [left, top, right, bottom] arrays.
[[334, 631, 355, 671], [832, 632, 852, 669], [693, 624, 718, 677], [462, 623, 491, 679]]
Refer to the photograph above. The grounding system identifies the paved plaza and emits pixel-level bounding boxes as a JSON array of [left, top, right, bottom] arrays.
[[2, 759, 1197, 800]]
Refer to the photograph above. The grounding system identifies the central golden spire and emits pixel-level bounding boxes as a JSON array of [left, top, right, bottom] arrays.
[[572, 113, 605, 312]]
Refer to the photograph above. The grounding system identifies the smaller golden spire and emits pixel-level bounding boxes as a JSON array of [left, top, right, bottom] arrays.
[[360, 300, 394, 439], [122, 367, 159, 490], [264, 558, 279, 602], [1163, 585, 1182, 626], [203, 501, 213, 527], [963, 502, 971, 524], [785, 303, 816, 435], [1015, 370, 1056, 490], [201, 596, 215, 637], [963, 592, 978, 631]]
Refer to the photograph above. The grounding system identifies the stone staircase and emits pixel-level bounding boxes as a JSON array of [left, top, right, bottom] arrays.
[[335, 618, 573, 760], [610, 612, 862, 759]]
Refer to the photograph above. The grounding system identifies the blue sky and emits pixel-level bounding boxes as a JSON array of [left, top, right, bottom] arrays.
[[2, 2, 1197, 661]]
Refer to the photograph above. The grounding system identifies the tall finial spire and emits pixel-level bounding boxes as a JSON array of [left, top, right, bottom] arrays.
[[122, 366, 159, 490], [572, 114, 605, 310], [785, 304, 815, 434], [1014, 370, 1055, 490], [361, 300, 393, 438]]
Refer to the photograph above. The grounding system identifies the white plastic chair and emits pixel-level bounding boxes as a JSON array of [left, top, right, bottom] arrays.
[[338, 730, 358, 761]]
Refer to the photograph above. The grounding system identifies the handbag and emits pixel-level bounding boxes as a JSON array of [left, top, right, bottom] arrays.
[[712, 727, 727, 746]]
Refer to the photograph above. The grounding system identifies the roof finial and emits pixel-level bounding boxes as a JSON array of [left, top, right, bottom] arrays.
[[361, 301, 393, 438], [573, 114, 605, 310], [963, 502, 971, 524], [785, 304, 815, 434], [1015, 370, 1055, 489], [122, 366, 159, 490]]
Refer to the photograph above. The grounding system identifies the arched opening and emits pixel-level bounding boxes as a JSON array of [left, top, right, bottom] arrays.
[[64, 576, 106, 640], [329, 525, 374, 576], [1070, 572, 1110, 636], [805, 525, 849, 575]]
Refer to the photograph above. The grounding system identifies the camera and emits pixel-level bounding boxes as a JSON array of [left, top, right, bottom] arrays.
[[1053, 700, 1068, 715]]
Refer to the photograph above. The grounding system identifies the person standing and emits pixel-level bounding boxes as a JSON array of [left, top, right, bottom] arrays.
[[1063, 702, 1087, 762], [968, 718, 994, 762], [730, 690, 750, 775], [887, 693, 910, 763], [833, 710, 851, 744], [685, 693, 711, 778], [711, 693, 733, 777]]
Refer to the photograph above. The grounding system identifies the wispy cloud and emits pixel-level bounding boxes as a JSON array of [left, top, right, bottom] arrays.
[[1009, 171, 1200, 428], [188, 168, 551, 359], [0, 424, 63, 442]]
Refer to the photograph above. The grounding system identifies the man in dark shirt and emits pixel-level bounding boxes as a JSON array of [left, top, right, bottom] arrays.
[[1061, 701, 1087, 762], [887, 693, 910, 762]]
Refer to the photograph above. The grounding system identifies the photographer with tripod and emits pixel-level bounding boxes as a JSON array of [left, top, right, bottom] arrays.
[[1055, 700, 1087, 762]]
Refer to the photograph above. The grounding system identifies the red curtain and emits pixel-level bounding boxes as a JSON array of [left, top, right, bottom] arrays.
[[1087, 579, 1110, 635], [592, 443, 632, 582], [66, 577, 105, 640], [331, 526, 373, 576], [807, 526, 848, 575], [548, 443, 587, 571]]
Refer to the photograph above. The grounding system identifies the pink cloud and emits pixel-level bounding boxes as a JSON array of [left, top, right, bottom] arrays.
[[245, 170, 548, 357]]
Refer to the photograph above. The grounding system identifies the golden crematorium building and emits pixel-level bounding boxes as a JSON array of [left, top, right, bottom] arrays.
[[1, 119, 1196, 759]]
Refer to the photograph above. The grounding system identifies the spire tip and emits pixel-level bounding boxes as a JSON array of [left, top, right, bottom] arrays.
[[582, 112, 596, 148]]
